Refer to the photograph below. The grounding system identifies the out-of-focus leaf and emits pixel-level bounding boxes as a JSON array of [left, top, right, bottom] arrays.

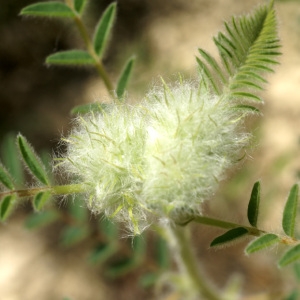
[[210, 227, 248, 248], [116, 56, 135, 99], [156, 237, 170, 269], [106, 235, 145, 278], [46, 50, 95, 65], [278, 244, 300, 268], [285, 290, 299, 300], [99, 217, 118, 240], [68, 195, 87, 222], [247, 181, 261, 227], [25, 210, 59, 229], [33, 191, 52, 211], [74, 0, 87, 14], [245, 233, 279, 254], [0, 195, 16, 221], [71, 103, 110, 115], [93, 2, 116, 57], [17, 134, 50, 186], [20, 2, 75, 18], [282, 184, 299, 238], [293, 263, 300, 282], [139, 272, 160, 288], [88, 242, 118, 265], [60, 225, 89, 247]]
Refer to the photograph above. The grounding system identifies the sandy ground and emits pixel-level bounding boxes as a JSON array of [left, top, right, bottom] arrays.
[[0, 0, 299, 299]]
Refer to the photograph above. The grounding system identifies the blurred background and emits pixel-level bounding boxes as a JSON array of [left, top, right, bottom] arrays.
[[0, 0, 299, 299]]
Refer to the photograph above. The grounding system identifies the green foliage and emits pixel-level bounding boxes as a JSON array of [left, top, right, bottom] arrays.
[[20, 2, 75, 18], [245, 233, 280, 254], [0, 162, 15, 190], [196, 1, 280, 107], [278, 244, 300, 268], [1, 133, 24, 187], [74, 0, 87, 14], [282, 184, 299, 238], [25, 210, 60, 229], [60, 225, 89, 247], [210, 227, 248, 247], [0, 195, 16, 221], [33, 191, 52, 211], [93, 2, 116, 58], [46, 50, 95, 65], [71, 103, 110, 115], [17, 134, 50, 186], [247, 181, 261, 227], [116, 56, 136, 99]]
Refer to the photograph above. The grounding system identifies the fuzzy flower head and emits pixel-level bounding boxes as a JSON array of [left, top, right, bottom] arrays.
[[60, 3, 280, 234], [61, 79, 251, 234]]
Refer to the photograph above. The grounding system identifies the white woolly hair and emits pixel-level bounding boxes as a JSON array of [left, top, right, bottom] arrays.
[[61, 79, 251, 234], [141, 81, 250, 221]]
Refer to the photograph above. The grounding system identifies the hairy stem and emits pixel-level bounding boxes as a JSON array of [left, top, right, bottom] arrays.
[[191, 215, 297, 246], [0, 184, 85, 198], [169, 225, 221, 300], [70, 10, 115, 97]]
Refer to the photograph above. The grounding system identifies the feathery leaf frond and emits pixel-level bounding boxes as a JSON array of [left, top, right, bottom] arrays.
[[197, 2, 280, 105]]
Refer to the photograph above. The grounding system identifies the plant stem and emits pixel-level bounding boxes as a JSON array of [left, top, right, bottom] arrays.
[[69, 10, 115, 97], [0, 184, 85, 199], [191, 215, 297, 246], [170, 225, 221, 300]]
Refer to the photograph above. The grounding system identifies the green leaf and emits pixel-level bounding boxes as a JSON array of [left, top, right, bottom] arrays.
[[60, 226, 89, 247], [20, 2, 75, 18], [33, 191, 52, 211], [278, 244, 300, 268], [93, 2, 117, 57], [293, 263, 300, 282], [74, 0, 87, 14], [70, 103, 110, 115], [156, 237, 170, 269], [17, 134, 50, 186], [46, 50, 95, 65], [285, 290, 299, 300], [210, 227, 248, 248], [0, 162, 15, 190], [197, 3, 280, 103], [245, 233, 279, 254], [25, 210, 59, 229], [116, 56, 135, 99], [0, 195, 16, 221], [232, 105, 260, 114], [68, 195, 87, 222], [88, 242, 118, 265], [1, 133, 24, 187], [247, 181, 261, 227], [282, 184, 299, 238]]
